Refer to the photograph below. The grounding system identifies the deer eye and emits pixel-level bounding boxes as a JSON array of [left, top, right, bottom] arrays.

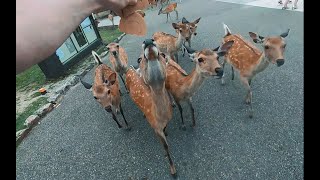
[[264, 45, 270, 50], [106, 47, 110, 50], [107, 90, 111, 94], [198, 58, 204, 63]]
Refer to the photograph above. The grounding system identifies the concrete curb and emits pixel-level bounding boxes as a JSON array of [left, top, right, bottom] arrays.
[[16, 33, 127, 145]]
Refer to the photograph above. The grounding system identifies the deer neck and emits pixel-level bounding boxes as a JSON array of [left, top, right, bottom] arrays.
[[175, 33, 183, 50], [183, 66, 206, 95], [144, 60, 166, 90], [113, 55, 123, 67], [252, 52, 270, 76]]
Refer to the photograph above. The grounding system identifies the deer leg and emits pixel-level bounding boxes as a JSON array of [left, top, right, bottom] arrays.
[[119, 74, 129, 93], [168, 13, 172, 21], [175, 10, 178, 20], [174, 52, 179, 63], [119, 89, 123, 96], [111, 112, 122, 128], [163, 125, 168, 136], [166, 14, 169, 23], [231, 66, 235, 80], [155, 129, 176, 176], [187, 98, 195, 127], [176, 102, 186, 131], [167, 90, 176, 107], [188, 39, 191, 47], [120, 103, 131, 130], [221, 61, 226, 85], [240, 76, 253, 118]]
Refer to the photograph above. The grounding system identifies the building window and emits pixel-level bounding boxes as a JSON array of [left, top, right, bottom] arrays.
[[56, 17, 98, 64]]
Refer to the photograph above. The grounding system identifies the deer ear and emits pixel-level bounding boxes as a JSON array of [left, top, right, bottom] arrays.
[[108, 73, 117, 85], [80, 79, 92, 89], [172, 23, 179, 29], [193, 17, 201, 24], [92, 51, 103, 64], [182, 17, 189, 24], [280, 29, 290, 38], [217, 40, 234, 56], [249, 32, 264, 43]]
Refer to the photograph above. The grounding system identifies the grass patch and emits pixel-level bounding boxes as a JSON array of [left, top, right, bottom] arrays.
[[98, 27, 123, 44], [16, 65, 46, 92], [16, 97, 48, 132]]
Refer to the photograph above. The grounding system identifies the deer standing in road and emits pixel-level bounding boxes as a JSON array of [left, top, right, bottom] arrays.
[[220, 23, 290, 118], [80, 51, 130, 129]]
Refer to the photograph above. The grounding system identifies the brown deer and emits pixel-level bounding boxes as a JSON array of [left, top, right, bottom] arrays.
[[220, 23, 290, 118], [158, 2, 178, 23], [159, 0, 170, 7], [125, 39, 176, 176], [106, 42, 129, 94], [177, 17, 201, 48], [165, 41, 234, 130], [148, 0, 158, 8], [80, 51, 130, 129], [152, 23, 191, 63], [107, 13, 115, 29]]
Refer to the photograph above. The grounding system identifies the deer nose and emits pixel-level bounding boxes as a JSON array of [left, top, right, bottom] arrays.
[[194, 32, 197, 36], [105, 106, 112, 112], [276, 59, 285, 67], [185, 37, 190, 41], [215, 67, 224, 76], [112, 51, 117, 56]]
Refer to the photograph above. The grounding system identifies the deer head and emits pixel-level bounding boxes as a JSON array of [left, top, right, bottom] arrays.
[[182, 17, 201, 36], [106, 42, 120, 58], [183, 41, 234, 78], [141, 39, 167, 90], [249, 29, 290, 67], [172, 22, 192, 42]]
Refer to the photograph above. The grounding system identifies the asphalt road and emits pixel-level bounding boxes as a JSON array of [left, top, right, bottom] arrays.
[[16, 0, 303, 179]]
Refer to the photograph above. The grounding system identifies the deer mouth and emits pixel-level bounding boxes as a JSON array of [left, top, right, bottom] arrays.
[[143, 39, 158, 61]]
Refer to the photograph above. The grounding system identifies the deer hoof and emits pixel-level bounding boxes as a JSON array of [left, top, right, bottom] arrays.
[[170, 166, 177, 177], [118, 125, 123, 129], [126, 126, 132, 131], [179, 125, 186, 131]]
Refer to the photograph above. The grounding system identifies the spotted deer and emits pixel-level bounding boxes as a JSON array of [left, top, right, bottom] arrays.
[[220, 23, 290, 118], [158, 2, 178, 23], [80, 51, 130, 129], [177, 17, 201, 48], [106, 42, 129, 94], [152, 23, 191, 63], [165, 41, 234, 130], [125, 39, 176, 176]]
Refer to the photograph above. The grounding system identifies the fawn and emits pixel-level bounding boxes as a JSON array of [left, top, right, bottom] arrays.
[[106, 42, 129, 94], [165, 41, 234, 130], [220, 23, 290, 118], [80, 51, 130, 129], [152, 23, 191, 63], [177, 17, 201, 48]]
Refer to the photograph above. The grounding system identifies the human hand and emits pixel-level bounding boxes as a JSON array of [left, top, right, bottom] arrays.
[[93, 0, 138, 17]]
